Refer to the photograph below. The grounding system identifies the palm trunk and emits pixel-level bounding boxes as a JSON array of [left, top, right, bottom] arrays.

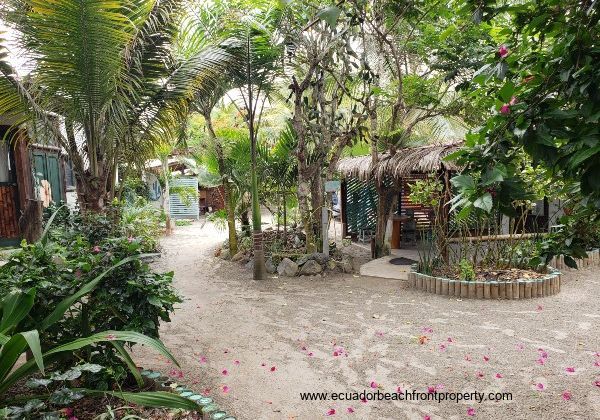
[[162, 158, 173, 235]]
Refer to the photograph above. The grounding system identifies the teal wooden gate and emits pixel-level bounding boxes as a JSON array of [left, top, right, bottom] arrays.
[[32, 150, 63, 204], [345, 177, 378, 234]]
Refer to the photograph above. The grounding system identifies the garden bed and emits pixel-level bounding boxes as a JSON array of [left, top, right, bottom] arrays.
[[408, 267, 562, 299], [432, 266, 546, 282]]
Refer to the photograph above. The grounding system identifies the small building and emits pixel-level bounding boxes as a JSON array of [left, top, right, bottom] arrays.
[[0, 118, 67, 245]]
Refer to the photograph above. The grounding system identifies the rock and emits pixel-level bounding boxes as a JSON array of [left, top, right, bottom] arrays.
[[296, 254, 310, 266], [338, 256, 354, 273], [326, 259, 338, 271], [277, 258, 299, 277], [311, 252, 329, 265], [266, 258, 277, 274], [220, 248, 230, 260], [293, 235, 302, 247], [231, 251, 245, 262], [299, 260, 322, 276], [245, 259, 254, 271]]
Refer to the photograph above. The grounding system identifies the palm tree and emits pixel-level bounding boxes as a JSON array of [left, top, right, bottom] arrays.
[[0, 0, 232, 212]]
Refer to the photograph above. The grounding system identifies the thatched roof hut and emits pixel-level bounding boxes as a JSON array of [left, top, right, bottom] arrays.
[[337, 143, 463, 181]]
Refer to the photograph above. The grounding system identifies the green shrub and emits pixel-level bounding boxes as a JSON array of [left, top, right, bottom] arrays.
[[459, 259, 476, 281]]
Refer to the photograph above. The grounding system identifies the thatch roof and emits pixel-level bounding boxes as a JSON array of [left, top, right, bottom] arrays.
[[337, 143, 463, 181]]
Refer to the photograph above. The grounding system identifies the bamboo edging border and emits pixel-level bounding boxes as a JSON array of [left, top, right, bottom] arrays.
[[407, 249, 599, 300]]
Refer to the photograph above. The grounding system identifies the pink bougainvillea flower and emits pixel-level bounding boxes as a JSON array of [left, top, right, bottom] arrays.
[[370, 381, 378, 389], [495, 373, 503, 379], [536, 304, 543, 311], [465, 354, 472, 361], [536, 383, 545, 391], [516, 343, 525, 351], [199, 356, 207, 363], [539, 350, 549, 359], [536, 358, 546, 365], [439, 344, 447, 352], [483, 355, 490, 362], [360, 397, 367, 404], [326, 408, 336, 416], [562, 391, 572, 401], [476, 371, 484, 379], [69, 416, 79, 420], [397, 386, 403, 393], [421, 327, 433, 334], [594, 380, 600, 388], [127, 236, 135, 243], [375, 331, 385, 337], [202, 388, 211, 395], [333, 351, 340, 357], [308, 352, 314, 357], [498, 45, 509, 58], [222, 385, 230, 393], [301, 345, 307, 350], [467, 407, 476, 416], [234, 360, 240, 365], [565, 367, 576, 373], [221, 369, 228, 376], [347, 407, 355, 413], [63, 408, 74, 417], [427, 386, 435, 394], [435, 384, 445, 390], [93, 246, 101, 253], [270, 366, 276, 372], [500, 104, 511, 115], [594, 360, 600, 367], [447, 337, 453, 343], [424, 416, 431, 420]]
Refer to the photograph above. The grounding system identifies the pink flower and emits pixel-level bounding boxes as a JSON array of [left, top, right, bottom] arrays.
[[93, 245, 101, 253], [370, 381, 378, 389], [495, 373, 503, 378], [516, 344, 524, 351], [500, 104, 511, 115], [375, 331, 384, 337], [222, 369, 228, 375], [435, 384, 444, 390], [483, 355, 490, 362], [562, 391, 571, 401], [234, 360, 240, 365], [476, 371, 484, 379], [498, 45, 509, 58], [465, 354, 472, 361], [467, 407, 476, 416], [536, 383, 545, 391], [427, 386, 435, 394], [261, 363, 266, 367], [326, 408, 336, 416], [63, 408, 74, 417], [360, 397, 367, 404], [397, 386, 403, 393], [421, 327, 433, 334], [439, 344, 447, 352], [301, 346, 307, 350], [347, 407, 355, 414], [222, 385, 230, 393], [308, 352, 314, 357], [270, 366, 276, 372], [509, 96, 518, 106], [424, 416, 431, 420], [202, 388, 211, 395], [594, 380, 600, 388], [594, 360, 600, 367], [565, 367, 575, 373], [536, 358, 546, 365], [333, 351, 339, 357], [539, 350, 548, 359], [447, 337, 453, 343], [536, 304, 543, 311], [199, 356, 207, 363]]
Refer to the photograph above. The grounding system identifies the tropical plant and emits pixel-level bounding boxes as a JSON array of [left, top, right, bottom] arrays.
[[0, 0, 233, 212]]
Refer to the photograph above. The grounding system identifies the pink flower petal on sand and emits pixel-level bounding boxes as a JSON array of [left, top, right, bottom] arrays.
[[222, 385, 230, 393], [427, 386, 435, 394], [347, 407, 355, 413], [562, 391, 571, 401], [370, 381, 378, 389], [537, 304, 543, 311], [536, 383, 545, 391], [467, 407, 476, 416], [447, 337, 453, 343], [375, 331, 384, 337], [397, 386, 403, 393], [301, 346, 307, 351], [495, 373, 503, 378], [594, 380, 600, 388], [424, 416, 431, 420], [435, 384, 444, 390], [483, 355, 490, 362], [234, 360, 240, 365], [421, 327, 433, 334], [465, 354, 472, 361], [222, 369, 228, 376], [476, 371, 484, 379], [360, 397, 367, 404], [565, 367, 575, 373], [202, 388, 211, 395], [536, 358, 546, 365], [439, 344, 447, 352], [261, 363, 266, 367], [498, 45, 509, 58], [308, 352, 314, 357], [270, 366, 276, 372], [516, 344, 524, 351], [333, 351, 339, 357], [326, 408, 336, 416], [594, 360, 600, 367], [199, 356, 207, 363]]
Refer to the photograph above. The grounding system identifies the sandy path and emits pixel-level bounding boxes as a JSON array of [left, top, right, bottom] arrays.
[[133, 221, 600, 420]]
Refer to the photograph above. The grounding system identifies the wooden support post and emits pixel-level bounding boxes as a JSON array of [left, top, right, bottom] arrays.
[[525, 281, 532, 299], [499, 282, 506, 299], [461, 282, 469, 299], [490, 282, 499, 299], [435, 278, 442, 294], [476, 282, 484, 299], [441, 279, 449, 296], [448, 280, 455, 296], [468, 282, 476, 299], [484, 282, 491, 299]]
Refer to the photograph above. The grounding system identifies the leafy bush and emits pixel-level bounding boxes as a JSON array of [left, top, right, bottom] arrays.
[[0, 206, 180, 388], [459, 259, 476, 281]]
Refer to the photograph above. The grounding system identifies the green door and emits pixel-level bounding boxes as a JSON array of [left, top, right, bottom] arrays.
[[32, 150, 63, 204]]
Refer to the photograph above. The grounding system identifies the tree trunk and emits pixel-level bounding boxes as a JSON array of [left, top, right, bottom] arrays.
[[224, 182, 238, 255], [373, 182, 399, 258], [162, 158, 173, 235]]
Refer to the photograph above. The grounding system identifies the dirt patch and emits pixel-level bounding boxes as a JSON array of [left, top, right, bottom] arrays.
[[133, 221, 600, 419], [433, 266, 547, 282]]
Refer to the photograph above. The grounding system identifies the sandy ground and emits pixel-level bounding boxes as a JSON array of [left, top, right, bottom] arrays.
[[133, 221, 600, 420]]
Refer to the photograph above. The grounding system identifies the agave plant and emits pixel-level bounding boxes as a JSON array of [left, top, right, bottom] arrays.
[[0, 0, 234, 212]]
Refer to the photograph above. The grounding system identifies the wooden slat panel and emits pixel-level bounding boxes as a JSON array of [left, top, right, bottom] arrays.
[[0, 185, 20, 238], [169, 178, 199, 220]]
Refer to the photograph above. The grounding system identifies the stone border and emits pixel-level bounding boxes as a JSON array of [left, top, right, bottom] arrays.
[[141, 370, 235, 420], [407, 266, 561, 299], [549, 249, 600, 270]]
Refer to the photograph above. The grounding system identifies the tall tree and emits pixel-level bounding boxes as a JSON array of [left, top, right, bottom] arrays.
[[0, 0, 232, 212]]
